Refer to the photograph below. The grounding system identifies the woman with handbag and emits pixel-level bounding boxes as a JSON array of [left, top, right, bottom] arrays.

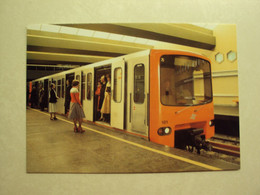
[[49, 83, 58, 120]]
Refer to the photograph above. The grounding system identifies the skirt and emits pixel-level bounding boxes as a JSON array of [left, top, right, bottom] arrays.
[[101, 92, 111, 114], [68, 103, 85, 120], [49, 103, 57, 113]]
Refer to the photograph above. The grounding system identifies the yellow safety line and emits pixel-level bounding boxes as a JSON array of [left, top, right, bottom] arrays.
[[31, 109, 222, 171]]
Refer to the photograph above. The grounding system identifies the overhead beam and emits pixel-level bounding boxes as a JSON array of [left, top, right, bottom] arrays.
[[27, 51, 111, 63], [58, 23, 216, 50], [27, 59, 87, 66], [27, 29, 152, 54]]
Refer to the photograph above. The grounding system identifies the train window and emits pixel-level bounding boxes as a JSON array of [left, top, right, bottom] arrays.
[[76, 75, 80, 81], [113, 68, 122, 102], [134, 64, 145, 104], [57, 79, 61, 98], [87, 73, 92, 100], [62, 78, 65, 98], [160, 55, 212, 106], [82, 74, 86, 100]]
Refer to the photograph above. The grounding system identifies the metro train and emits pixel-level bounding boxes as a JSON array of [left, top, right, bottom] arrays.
[[29, 49, 215, 152]]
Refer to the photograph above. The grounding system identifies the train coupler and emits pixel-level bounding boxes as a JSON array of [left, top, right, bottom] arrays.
[[175, 128, 212, 154]]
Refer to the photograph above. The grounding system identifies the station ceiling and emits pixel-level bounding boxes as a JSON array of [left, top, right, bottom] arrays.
[[27, 23, 216, 69]]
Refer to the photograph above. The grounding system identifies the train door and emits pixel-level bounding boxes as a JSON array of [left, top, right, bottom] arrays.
[[127, 55, 149, 136], [82, 68, 94, 121], [44, 79, 49, 110], [111, 60, 125, 129], [94, 65, 111, 122], [65, 73, 75, 113]]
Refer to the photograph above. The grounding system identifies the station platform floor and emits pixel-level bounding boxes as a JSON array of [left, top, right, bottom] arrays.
[[26, 108, 240, 173]]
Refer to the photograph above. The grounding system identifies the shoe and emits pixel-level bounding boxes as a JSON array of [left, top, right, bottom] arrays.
[[54, 117, 58, 120], [98, 118, 103, 121], [78, 127, 85, 133], [74, 127, 78, 133], [50, 118, 54, 120]]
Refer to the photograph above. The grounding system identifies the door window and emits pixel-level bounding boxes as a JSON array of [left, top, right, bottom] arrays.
[[134, 64, 145, 103], [87, 73, 92, 100], [113, 68, 122, 102], [82, 74, 86, 100]]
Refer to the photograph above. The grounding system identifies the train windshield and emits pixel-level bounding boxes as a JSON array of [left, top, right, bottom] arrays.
[[160, 55, 212, 106]]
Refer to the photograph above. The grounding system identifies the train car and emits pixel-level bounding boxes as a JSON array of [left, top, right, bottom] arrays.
[[30, 49, 215, 151]]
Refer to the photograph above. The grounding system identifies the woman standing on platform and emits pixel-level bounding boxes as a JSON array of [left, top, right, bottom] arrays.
[[68, 80, 85, 133], [49, 83, 58, 120], [100, 74, 111, 123]]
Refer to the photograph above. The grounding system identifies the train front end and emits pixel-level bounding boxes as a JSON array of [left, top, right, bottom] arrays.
[[149, 50, 214, 151]]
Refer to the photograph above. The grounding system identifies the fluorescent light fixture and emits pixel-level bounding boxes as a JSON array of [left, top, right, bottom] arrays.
[[60, 26, 78, 35], [135, 37, 148, 44], [122, 35, 136, 43], [192, 23, 217, 30], [146, 39, 160, 46], [41, 24, 60, 33], [108, 33, 123, 41], [93, 31, 110, 39], [77, 29, 95, 37], [27, 24, 42, 30]]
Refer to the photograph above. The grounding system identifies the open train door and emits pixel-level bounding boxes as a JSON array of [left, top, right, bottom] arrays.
[[111, 60, 125, 129], [83, 68, 94, 121]]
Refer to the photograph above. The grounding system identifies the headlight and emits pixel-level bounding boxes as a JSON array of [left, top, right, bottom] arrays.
[[209, 120, 215, 127], [158, 127, 172, 136]]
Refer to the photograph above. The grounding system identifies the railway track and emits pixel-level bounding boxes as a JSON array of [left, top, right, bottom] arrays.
[[209, 135, 240, 157]]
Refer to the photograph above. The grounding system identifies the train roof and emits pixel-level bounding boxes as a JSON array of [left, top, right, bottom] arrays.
[[30, 49, 208, 82]]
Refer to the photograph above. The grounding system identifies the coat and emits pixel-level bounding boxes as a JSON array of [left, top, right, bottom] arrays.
[[101, 81, 111, 114]]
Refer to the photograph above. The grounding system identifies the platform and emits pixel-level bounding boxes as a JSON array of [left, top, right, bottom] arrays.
[[27, 108, 239, 173]]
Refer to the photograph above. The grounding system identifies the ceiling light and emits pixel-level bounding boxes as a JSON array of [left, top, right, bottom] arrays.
[[93, 31, 110, 39], [27, 24, 42, 31], [41, 24, 60, 33], [135, 37, 148, 44], [60, 26, 78, 35], [108, 33, 123, 41], [77, 29, 95, 37], [215, 52, 224, 63], [122, 35, 136, 42], [227, 51, 237, 62]]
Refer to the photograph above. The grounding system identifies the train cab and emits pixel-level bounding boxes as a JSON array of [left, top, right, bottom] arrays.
[[149, 50, 215, 148]]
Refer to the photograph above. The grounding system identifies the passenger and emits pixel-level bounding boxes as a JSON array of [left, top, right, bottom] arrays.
[[68, 80, 85, 133], [64, 80, 72, 117], [95, 80, 102, 119], [98, 75, 107, 121], [30, 86, 38, 108], [49, 83, 58, 120], [39, 85, 45, 111], [100, 74, 111, 123]]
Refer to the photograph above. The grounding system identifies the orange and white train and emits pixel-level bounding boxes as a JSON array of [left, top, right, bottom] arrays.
[[30, 49, 215, 152]]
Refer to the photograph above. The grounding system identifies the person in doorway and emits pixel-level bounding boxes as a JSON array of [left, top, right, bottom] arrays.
[[30, 86, 38, 108], [95, 80, 102, 119], [98, 75, 107, 120], [49, 83, 58, 120], [68, 80, 86, 133], [64, 80, 72, 117], [39, 84, 45, 111], [100, 74, 111, 123]]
